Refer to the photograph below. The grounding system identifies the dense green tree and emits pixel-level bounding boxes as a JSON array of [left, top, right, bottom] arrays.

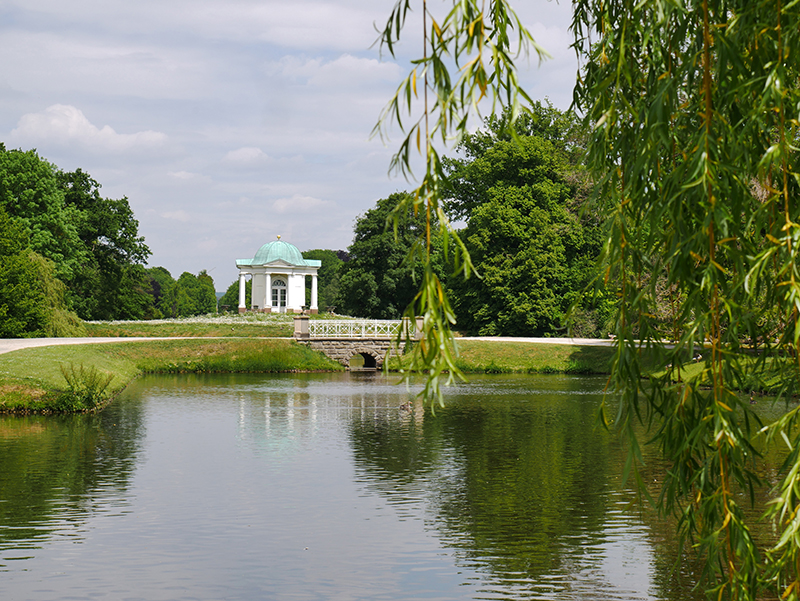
[[175, 270, 216, 317], [145, 267, 178, 318], [302, 249, 343, 311], [57, 169, 151, 320], [444, 102, 589, 221], [0, 206, 47, 337], [0, 144, 85, 281], [336, 193, 443, 319], [444, 110, 607, 337], [0, 144, 152, 321], [0, 205, 84, 337]]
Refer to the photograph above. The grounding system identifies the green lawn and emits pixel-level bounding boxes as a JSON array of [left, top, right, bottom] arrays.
[[0, 338, 342, 413]]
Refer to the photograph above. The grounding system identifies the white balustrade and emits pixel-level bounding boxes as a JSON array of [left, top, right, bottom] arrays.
[[308, 319, 403, 339]]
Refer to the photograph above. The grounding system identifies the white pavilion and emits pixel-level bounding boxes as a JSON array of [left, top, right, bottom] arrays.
[[235, 236, 321, 314]]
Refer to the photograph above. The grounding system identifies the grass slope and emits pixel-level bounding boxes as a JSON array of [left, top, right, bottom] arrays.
[[451, 340, 615, 374], [0, 339, 342, 413]]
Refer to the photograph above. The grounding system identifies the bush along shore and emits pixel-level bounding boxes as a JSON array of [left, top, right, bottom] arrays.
[[0, 338, 343, 414]]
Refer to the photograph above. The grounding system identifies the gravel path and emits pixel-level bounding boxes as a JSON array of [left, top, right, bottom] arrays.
[[0, 337, 185, 356], [0, 335, 615, 357]]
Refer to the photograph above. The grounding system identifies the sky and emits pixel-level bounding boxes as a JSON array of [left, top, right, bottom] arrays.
[[0, 0, 578, 291]]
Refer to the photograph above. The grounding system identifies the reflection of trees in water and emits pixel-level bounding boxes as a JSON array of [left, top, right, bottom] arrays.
[[0, 395, 144, 551], [346, 376, 706, 600]]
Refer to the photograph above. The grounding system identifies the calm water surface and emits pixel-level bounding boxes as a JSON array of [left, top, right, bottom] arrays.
[[0, 373, 705, 600]]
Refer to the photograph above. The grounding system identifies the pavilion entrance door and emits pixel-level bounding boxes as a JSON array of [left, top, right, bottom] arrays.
[[271, 279, 287, 313]]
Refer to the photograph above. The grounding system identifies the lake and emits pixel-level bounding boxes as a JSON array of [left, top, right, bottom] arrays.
[[0, 372, 706, 600]]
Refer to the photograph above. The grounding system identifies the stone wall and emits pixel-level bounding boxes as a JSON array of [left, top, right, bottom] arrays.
[[300, 338, 399, 368]]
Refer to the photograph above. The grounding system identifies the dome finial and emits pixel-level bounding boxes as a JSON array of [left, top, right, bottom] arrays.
[[277, 234, 281, 240]]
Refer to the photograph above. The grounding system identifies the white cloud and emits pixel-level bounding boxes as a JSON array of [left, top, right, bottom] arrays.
[[270, 194, 334, 215], [160, 210, 192, 222], [168, 171, 201, 180], [223, 147, 270, 164], [9, 104, 166, 154]]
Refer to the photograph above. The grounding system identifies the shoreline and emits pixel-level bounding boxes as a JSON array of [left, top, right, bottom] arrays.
[[0, 336, 619, 414]]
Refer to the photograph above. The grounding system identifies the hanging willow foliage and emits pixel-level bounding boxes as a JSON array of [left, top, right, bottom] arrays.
[[572, 0, 800, 599], [374, 0, 546, 406]]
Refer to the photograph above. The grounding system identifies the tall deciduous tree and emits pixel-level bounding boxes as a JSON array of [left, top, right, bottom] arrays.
[[336, 193, 443, 319], [0, 145, 85, 281], [0, 206, 47, 337], [572, 1, 800, 598], [444, 107, 607, 337], [57, 168, 151, 320], [175, 270, 217, 317], [0, 144, 152, 321]]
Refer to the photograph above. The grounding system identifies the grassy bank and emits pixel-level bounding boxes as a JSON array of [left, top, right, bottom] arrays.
[[0, 338, 342, 414], [430, 340, 617, 375], [0, 335, 621, 415], [84, 313, 295, 338]]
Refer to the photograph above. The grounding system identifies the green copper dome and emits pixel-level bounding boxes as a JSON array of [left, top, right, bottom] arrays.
[[236, 236, 321, 268], [252, 238, 306, 265]]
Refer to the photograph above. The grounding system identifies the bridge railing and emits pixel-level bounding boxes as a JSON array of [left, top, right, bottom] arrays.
[[294, 317, 422, 339], [308, 319, 402, 338]]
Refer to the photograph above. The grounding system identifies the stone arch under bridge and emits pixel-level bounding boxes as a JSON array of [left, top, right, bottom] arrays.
[[300, 339, 396, 369]]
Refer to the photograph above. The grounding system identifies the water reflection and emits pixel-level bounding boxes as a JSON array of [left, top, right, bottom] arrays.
[[0, 372, 709, 600], [0, 400, 144, 564]]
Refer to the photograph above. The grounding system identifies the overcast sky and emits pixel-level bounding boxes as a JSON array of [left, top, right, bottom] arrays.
[[1, 0, 578, 291]]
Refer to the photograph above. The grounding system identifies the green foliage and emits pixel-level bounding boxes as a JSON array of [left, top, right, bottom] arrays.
[[0, 205, 83, 338], [444, 109, 607, 336], [55, 363, 114, 412], [25, 251, 87, 337], [0, 144, 86, 281], [572, 0, 800, 597], [376, 1, 545, 406], [0, 207, 47, 337], [219, 278, 251, 312], [175, 270, 217, 317], [302, 249, 343, 311], [146, 266, 179, 318], [57, 168, 151, 320], [0, 144, 152, 321], [337, 193, 443, 319]]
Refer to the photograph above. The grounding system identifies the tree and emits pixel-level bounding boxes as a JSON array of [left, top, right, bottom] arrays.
[[0, 205, 84, 337], [0, 144, 85, 282], [0, 206, 47, 337], [146, 267, 178, 318], [443, 107, 607, 336], [336, 193, 443, 319], [57, 168, 151, 320], [175, 271, 216, 317], [302, 249, 343, 312], [571, 1, 800, 598], [443, 103, 589, 221], [0, 144, 152, 321]]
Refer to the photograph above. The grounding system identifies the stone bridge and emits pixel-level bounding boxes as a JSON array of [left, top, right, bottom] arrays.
[[293, 317, 419, 369]]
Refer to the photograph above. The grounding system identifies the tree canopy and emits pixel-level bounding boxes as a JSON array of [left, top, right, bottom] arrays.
[[569, 1, 800, 598], [302, 249, 343, 312], [444, 106, 607, 336], [0, 144, 152, 322], [336, 192, 443, 319]]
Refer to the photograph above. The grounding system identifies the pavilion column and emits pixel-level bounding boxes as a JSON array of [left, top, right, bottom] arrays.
[[238, 273, 246, 313], [310, 274, 318, 314], [265, 274, 272, 313]]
